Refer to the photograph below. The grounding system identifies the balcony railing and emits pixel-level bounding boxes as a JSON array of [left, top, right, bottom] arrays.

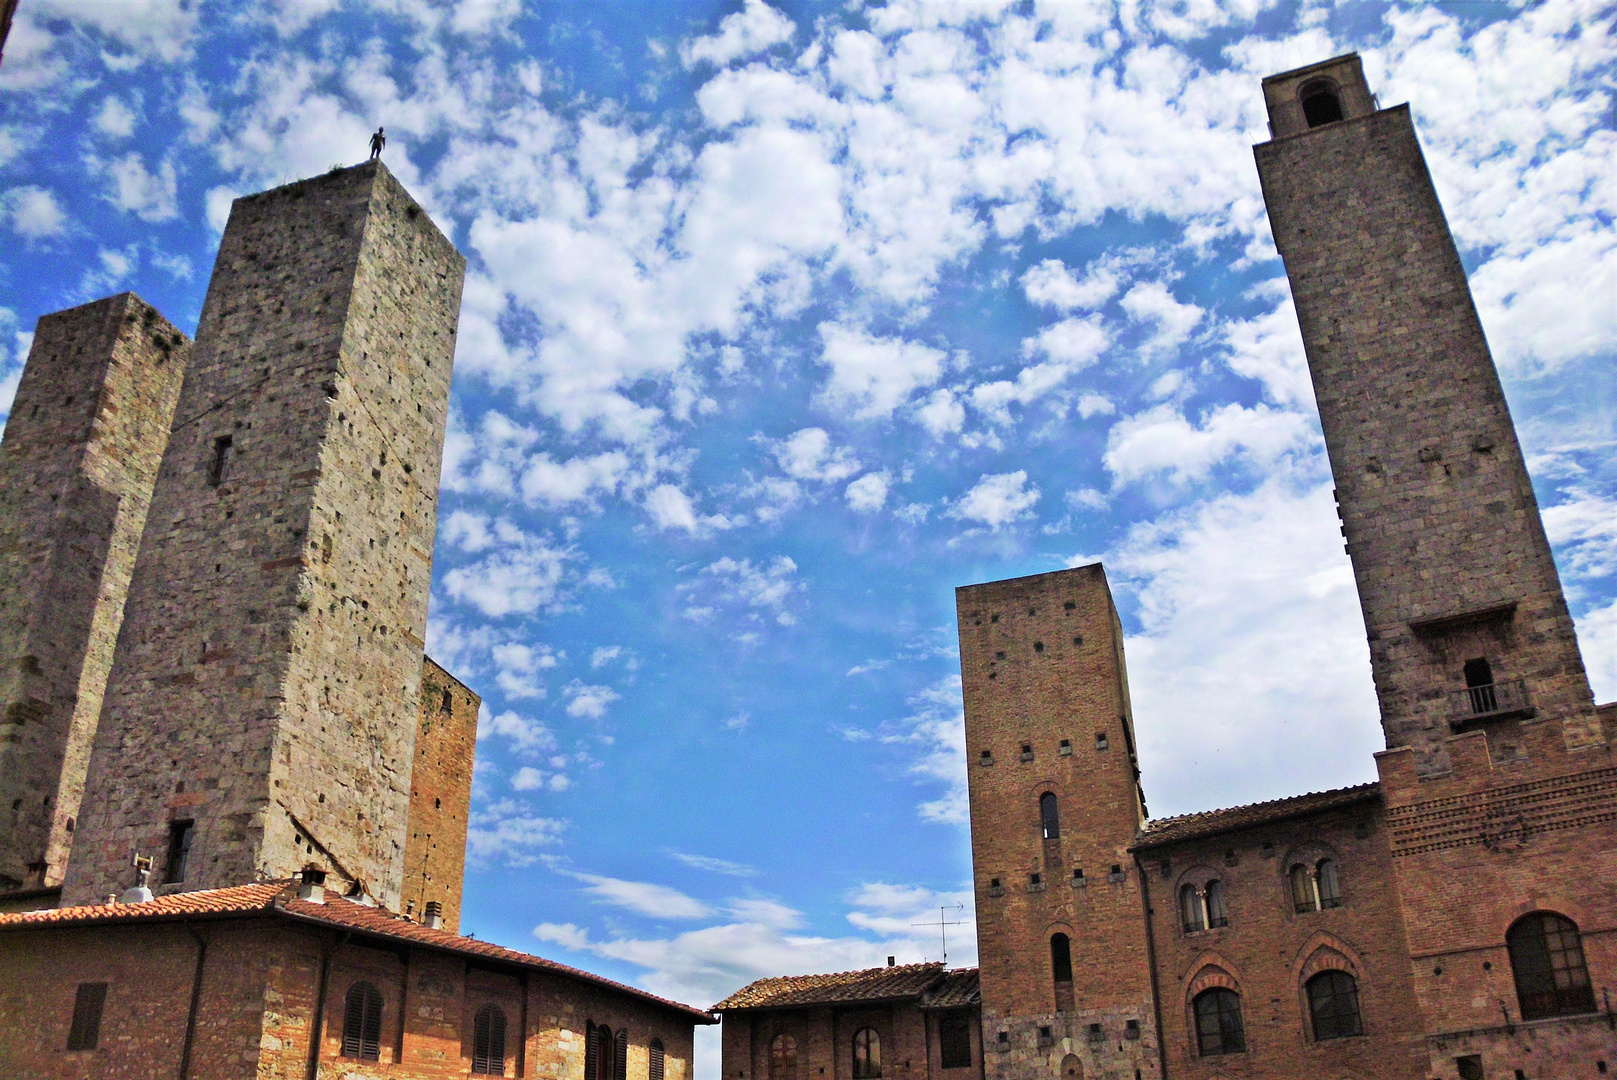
[[1448, 678, 1535, 730]]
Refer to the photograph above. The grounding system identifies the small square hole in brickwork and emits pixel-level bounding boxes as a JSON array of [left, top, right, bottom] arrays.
[[1028, 607, 1036, 615], [1095, 732, 1109, 750], [1030, 873, 1041, 885], [1059, 739, 1071, 755], [1086, 1024, 1102, 1041], [1064, 601, 1076, 611], [1455, 1062, 1484, 1080], [1020, 744, 1033, 761], [990, 614, 999, 623], [997, 1032, 1008, 1046], [995, 651, 1007, 660], [1072, 635, 1082, 646], [1124, 1021, 1139, 1040], [1037, 1027, 1051, 1044], [1033, 641, 1044, 653]]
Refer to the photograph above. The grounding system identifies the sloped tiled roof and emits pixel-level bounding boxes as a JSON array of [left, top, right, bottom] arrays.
[[713, 962, 956, 1011], [1132, 782, 1381, 851], [919, 967, 979, 1009], [0, 882, 713, 1022]]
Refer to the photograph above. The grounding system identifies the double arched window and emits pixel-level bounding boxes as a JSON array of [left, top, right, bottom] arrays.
[[1178, 880, 1227, 933], [1507, 912, 1595, 1020], [473, 1004, 506, 1075], [1040, 793, 1060, 840], [1290, 859, 1340, 913], [852, 1028, 882, 1079], [770, 1033, 798, 1080], [1305, 971, 1363, 1040], [341, 981, 383, 1061], [1192, 988, 1244, 1056]]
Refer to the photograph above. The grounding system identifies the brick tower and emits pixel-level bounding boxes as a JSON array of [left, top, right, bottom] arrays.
[[1256, 55, 1615, 1072], [957, 564, 1158, 1080], [400, 657, 480, 932], [0, 295, 189, 899], [61, 161, 466, 910]]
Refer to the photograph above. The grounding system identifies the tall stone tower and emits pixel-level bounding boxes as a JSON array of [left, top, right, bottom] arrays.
[[0, 295, 189, 897], [957, 565, 1158, 1080], [62, 161, 466, 910], [1257, 55, 1615, 1072]]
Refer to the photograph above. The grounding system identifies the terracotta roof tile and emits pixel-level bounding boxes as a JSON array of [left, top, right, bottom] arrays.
[[919, 968, 979, 1009], [1132, 782, 1381, 851], [0, 882, 713, 1023], [713, 963, 951, 1011]]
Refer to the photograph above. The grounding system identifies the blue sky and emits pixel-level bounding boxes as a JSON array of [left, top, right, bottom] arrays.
[[1, 0, 1612, 1071]]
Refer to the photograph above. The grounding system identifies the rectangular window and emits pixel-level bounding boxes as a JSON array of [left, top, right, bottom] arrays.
[[938, 1014, 971, 1069], [66, 983, 107, 1051], [208, 436, 233, 487], [164, 820, 195, 884]]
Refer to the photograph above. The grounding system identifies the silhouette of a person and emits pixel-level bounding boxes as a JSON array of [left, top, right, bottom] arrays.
[[369, 127, 386, 160]]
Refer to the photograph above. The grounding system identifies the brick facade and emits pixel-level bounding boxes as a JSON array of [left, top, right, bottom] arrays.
[[0, 885, 705, 1079], [62, 161, 466, 910], [0, 294, 189, 894], [402, 657, 480, 933]]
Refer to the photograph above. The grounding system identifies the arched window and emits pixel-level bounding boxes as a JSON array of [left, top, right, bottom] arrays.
[[1464, 657, 1497, 713], [1192, 988, 1245, 1056], [341, 981, 383, 1061], [587, 1022, 599, 1080], [1040, 793, 1060, 840], [771, 1034, 798, 1080], [615, 1028, 629, 1080], [1315, 860, 1340, 908], [1507, 912, 1596, 1020], [1306, 971, 1363, 1040], [650, 1039, 666, 1080], [473, 1004, 507, 1075], [852, 1028, 881, 1079], [1300, 81, 1344, 127], [1050, 933, 1073, 983], [1179, 884, 1205, 933], [593, 1024, 616, 1080], [1205, 880, 1228, 928], [1290, 863, 1314, 912], [938, 1014, 972, 1069]]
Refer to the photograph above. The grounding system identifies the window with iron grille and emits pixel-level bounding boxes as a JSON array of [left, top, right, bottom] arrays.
[[1305, 971, 1363, 1041], [939, 1014, 971, 1069], [66, 982, 108, 1052], [472, 1004, 506, 1075], [341, 981, 383, 1061], [1508, 912, 1596, 1020]]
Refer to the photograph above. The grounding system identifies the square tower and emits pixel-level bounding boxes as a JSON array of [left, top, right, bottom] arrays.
[[61, 162, 465, 908], [1254, 55, 1599, 777], [0, 294, 189, 897], [958, 564, 1157, 1080], [401, 656, 480, 932]]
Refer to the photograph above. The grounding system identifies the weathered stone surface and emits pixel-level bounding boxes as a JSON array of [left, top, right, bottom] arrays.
[[62, 161, 466, 909], [0, 293, 189, 893], [401, 656, 479, 933]]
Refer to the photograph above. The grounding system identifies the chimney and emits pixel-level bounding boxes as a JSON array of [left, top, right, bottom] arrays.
[[424, 900, 443, 930], [297, 868, 327, 904], [887, 956, 895, 967]]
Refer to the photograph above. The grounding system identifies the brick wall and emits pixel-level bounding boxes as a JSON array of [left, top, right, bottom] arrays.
[[0, 293, 188, 893], [402, 656, 480, 932], [957, 565, 1158, 1080], [727, 1001, 982, 1080], [62, 161, 466, 909]]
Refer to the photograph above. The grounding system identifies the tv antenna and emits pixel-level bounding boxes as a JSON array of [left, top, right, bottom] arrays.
[[912, 903, 965, 962]]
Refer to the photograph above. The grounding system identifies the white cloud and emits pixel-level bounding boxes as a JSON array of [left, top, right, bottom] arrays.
[[442, 519, 578, 617], [28, 0, 200, 62], [1542, 489, 1617, 582], [1103, 402, 1317, 487], [770, 427, 862, 483], [681, 0, 796, 68], [477, 708, 558, 756], [883, 675, 967, 823], [667, 851, 757, 877], [1222, 293, 1314, 405], [93, 96, 137, 139], [101, 152, 179, 222], [645, 484, 737, 535], [694, 555, 803, 626], [949, 471, 1040, 529], [1077, 393, 1115, 419], [1576, 598, 1617, 704], [564, 681, 621, 720], [726, 898, 804, 930], [466, 799, 567, 867], [3, 187, 67, 239], [560, 869, 714, 920], [817, 324, 949, 421], [1021, 257, 1119, 312], [973, 316, 1107, 424], [914, 387, 965, 437], [1120, 280, 1203, 355], [491, 641, 557, 700], [845, 472, 890, 513]]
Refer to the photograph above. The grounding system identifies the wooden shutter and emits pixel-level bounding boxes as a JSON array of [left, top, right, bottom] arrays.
[[650, 1039, 665, 1080], [586, 1022, 599, 1080], [343, 982, 383, 1061], [614, 1028, 628, 1080], [474, 1005, 507, 1074]]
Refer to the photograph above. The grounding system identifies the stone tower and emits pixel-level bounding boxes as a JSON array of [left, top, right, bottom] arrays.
[[1257, 55, 1615, 1073], [401, 657, 480, 933], [61, 161, 466, 909], [957, 565, 1158, 1080], [0, 295, 189, 897]]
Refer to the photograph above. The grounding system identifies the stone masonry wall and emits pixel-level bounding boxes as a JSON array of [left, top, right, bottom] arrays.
[[1139, 803, 1426, 1078], [402, 655, 480, 933], [0, 293, 188, 893], [1254, 57, 1599, 775], [62, 161, 466, 908], [957, 565, 1158, 1080]]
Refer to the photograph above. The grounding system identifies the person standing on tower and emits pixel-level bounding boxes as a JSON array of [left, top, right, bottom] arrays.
[[369, 126, 386, 159]]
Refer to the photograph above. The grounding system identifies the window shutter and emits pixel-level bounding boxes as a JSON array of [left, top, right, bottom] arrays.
[[615, 1028, 628, 1080], [342, 982, 383, 1061], [363, 984, 383, 1060], [66, 983, 108, 1052], [474, 1005, 507, 1074], [586, 1022, 599, 1080], [650, 1039, 665, 1080]]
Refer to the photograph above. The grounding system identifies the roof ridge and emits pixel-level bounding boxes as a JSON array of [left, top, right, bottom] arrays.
[[1142, 781, 1380, 828]]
